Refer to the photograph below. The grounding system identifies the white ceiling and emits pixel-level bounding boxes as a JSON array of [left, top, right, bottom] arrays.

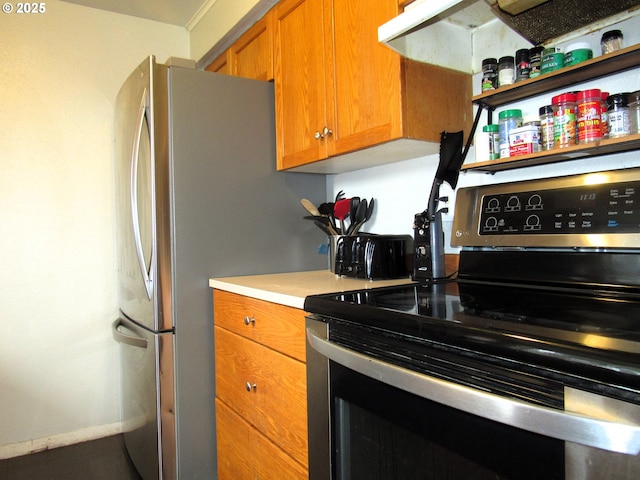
[[60, 0, 212, 27]]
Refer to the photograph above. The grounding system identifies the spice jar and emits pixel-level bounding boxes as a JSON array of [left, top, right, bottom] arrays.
[[481, 58, 498, 92], [539, 105, 555, 150], [485, 124, 500, 160], [577, 89, 602, 144], [601, 92, 610, 138], [475, 124, 500, 162], [506, 115, 541, 156], [628, 91, 640, 135], [608, 93, 631, 138], [541, 47, 563, 75], [524, 115, 541, 152], [529, 46, 544, 78], [515, 49, 531, 82], [552, 93, 577, 148], [564, 42, 593, 67], [498, 56, 515, 87], [498, 109, 523, 158], [601, 30, 623, 55]]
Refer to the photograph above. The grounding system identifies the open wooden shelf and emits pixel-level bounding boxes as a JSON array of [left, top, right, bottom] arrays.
[[463, 43, 640, 172], [472, 43, 640, 110], [462, 133, 640, 172]]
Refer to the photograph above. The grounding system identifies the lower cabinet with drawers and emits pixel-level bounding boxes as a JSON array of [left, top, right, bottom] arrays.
[[213, 289, 309, 479]]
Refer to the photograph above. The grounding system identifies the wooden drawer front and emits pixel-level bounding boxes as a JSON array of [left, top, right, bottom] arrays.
[[213, 290, 306, 362], [216, 399, 307, 480], [215, 326, 308, 467]]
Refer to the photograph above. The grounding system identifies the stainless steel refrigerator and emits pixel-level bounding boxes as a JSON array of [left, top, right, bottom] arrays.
[[111, 56, 326, 480]]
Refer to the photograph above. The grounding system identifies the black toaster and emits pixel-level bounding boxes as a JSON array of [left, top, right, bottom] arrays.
[[333, 234, 413, 279]]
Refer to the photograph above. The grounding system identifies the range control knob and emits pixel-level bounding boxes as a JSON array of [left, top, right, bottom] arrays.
[[524, 214, 541, 231], [484, 216, 499, 231], [486, 198, 500, 212], [527, 194, 543, 210], [506, 196, 521, 211]]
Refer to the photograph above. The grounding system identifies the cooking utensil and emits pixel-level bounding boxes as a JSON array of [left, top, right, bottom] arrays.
[[314, 220, 331, 235], [365, 198, 374, 222], [318, 203, 338, 232], [318, 203, 333, 215], [348, 197, 360, 234], [349, 201, 366, 235], [351, 198, 373, 235], [300, 198, 321, 217], [334, 198, 351, 235], [304, 215, 339, 235]]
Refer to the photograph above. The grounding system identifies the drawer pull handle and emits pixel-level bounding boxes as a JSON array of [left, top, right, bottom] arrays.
[[244, 316, 256, 326], [245, 382, 257, 392]]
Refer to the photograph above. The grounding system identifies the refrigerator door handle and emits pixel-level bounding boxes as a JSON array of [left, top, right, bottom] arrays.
[[112, 318, 148, 349], [130, 89, 154, 300]]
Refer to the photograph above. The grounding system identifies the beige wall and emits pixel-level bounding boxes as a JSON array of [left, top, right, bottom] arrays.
[[0, 0, 188, 457]]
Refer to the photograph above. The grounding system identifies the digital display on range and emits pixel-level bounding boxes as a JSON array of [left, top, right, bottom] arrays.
[[479, 181, 640, 235]]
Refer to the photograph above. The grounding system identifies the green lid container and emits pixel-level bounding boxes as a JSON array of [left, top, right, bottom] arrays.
[[499, 109, 523, 120], [483, 124, 499, 132]]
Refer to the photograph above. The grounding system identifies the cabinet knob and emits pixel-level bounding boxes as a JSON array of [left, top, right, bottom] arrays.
[[314, 127, 334, 140], [245, 382, 257, 392], [244, 316, 255, 326]]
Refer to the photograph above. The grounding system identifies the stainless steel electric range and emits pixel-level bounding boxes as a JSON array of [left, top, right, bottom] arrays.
[[304, 168, 640, 480]]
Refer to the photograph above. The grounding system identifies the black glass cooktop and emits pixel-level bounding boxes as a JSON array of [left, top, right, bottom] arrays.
[[304, 280, 640, 395], [305, 281, 640, 350]]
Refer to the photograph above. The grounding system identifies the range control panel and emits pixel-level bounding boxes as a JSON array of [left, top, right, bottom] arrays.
[[452, 169, 640, 248], [480, 181, 640, 235]]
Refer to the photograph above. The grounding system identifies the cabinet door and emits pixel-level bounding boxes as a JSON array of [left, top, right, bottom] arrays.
[[216, 399, 307, 480], [215, 326, 308, 468], [205, 49, 231, 75], [327, 0, 403, 156], [274, 0, 329, 169], [232, 12, 274, 81]]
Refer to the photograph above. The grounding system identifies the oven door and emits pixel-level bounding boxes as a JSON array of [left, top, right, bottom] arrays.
[[306, 317, 640, 480]]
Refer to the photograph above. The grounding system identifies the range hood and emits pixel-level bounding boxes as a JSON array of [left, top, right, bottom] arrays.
[[380, 0, 640, 69]]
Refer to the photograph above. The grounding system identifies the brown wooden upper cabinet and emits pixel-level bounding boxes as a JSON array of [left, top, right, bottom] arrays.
[[205, 13, 274, 81], [273, 0, 472, 172], [205, 49, 231, 75], [233, 13, 274, 81]]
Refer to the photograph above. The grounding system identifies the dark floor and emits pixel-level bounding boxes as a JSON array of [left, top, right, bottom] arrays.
[[0, 434, 142, 480]]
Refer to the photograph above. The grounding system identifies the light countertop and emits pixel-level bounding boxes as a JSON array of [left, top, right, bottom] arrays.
[[209, 270, 415, 309]]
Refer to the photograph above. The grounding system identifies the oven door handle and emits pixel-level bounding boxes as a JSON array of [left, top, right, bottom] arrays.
[[307, 328, 640, 455]]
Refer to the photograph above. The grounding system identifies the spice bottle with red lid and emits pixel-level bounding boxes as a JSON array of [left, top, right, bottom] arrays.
[[577, 89, 602, 144], [553, 93, 577, 148]]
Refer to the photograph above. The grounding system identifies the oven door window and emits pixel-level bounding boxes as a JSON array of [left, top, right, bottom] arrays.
[[331, 362, 563, 480]]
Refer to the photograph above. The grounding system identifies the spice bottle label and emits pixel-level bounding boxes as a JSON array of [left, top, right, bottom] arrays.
[[554, 108, 576, 147], [577, 100, 602, 143]]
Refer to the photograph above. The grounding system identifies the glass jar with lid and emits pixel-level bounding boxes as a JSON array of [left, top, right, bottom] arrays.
[[608, 93, 631, 138], [498, 109, 522, 158], [498, 56, 515, 87]]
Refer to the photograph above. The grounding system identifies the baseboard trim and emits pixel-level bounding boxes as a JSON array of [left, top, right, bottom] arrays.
[[0, 422, 124, 460]]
